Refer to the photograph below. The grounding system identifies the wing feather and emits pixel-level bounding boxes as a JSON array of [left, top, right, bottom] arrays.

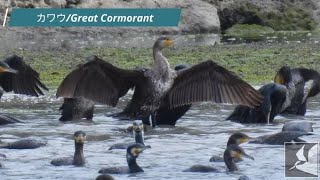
[[168, 60, 262, 108], [56, 56, 146, 106], [0, 55, 48, 97]]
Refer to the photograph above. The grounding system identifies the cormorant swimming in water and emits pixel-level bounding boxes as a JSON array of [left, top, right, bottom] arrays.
[[0, 139, 46, 149], [227, 83, 287, 123], [96, 174, 115, 180], [99, 143, 150, 174], [0, 55, 48, 124], [183, 144, 254, 172], [209, 132, 250, 162], [109, 120, 150, 150], [51, 131, 86, 166], [249, 131, 312, 145], [282, 121, 313, 132], [59, 98, 95, 121], [274, 66, 320, 115], [56, 37, 262, 126]]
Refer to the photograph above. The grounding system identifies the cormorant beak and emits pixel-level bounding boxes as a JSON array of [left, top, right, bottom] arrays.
[[74, 135, 86, 144], [131, 146, 150, 156], [274, 73, 284, 84], [239, 137, 250, 144], [0, 66, 18, 74], [133, 125, 144, 132], [164, 39, 174, 47]]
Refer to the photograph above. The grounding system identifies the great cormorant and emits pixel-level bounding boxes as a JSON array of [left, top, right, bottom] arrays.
[[51, 131, 86, 166], [274, 66, 320, 115], [227, 83, 287, 123], [183, 144, 254, 172], [0, 139, 46, 149], [209, 132, 250, 162], [0, 55, 48, 124], [109, 120, 150, 150], [56, 37, 262, 126], [249, 131, 312, 145], [99, 143, 150, 174]]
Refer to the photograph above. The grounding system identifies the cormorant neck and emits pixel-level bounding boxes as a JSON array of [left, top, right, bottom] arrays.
[[152, 47, 170, 77], [227, 138, 236, 146], [127, 155, 143, 173], [224, 154, 238, 171], [73, 143, 85, 166], [133, 131, 145, 145]]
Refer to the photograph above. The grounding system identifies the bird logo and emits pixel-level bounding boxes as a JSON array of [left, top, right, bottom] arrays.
[[289, 144, 318, 176]]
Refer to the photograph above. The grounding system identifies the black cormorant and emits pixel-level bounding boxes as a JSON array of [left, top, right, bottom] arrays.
[[249, 131, 312, 145], [51, 131, 86, 166], [59, 97, 95, 121], [227, 83, 287, 123], [109, 120, 149, 150], [96, 174, 115, 180], [0, 139, 46, 149], [209, 132, 250, 162], [183, 144, 254, 172], [56, 37, 262, 126], [0, 55, 48, 124], [274, 66, 320, 115], [118, 64, 192, 127], [99, 143, 150, 174]]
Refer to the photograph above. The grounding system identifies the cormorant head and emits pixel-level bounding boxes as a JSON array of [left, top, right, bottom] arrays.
[[225, 144, 254, 161], [126, 143, 150, 160], [73, 131, 86, 144], [132, 120, 144, 133], [95, 174, 115, 180], [274, 66, 292, 85], [227, 132, 251, 146], [174, 64, 188, 71], [86, 55, 99, 62], [0, 61, 18, 74], [153, 37, 173, 50]]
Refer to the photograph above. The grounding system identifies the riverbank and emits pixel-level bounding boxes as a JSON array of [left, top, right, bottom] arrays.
[[1, 42, 318, 88]]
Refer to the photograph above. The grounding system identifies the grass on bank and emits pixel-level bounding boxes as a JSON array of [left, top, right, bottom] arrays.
[[0, 42, 319, 88]]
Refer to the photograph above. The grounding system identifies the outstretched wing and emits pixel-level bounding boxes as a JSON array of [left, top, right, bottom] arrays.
[[297, 68, 320, 99], [56, 56, 146, 106], [167, 60, 262, 108], [0, 55, 48, 96]]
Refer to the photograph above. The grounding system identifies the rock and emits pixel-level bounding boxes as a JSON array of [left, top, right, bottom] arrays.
[[204, 0, 319, 31]]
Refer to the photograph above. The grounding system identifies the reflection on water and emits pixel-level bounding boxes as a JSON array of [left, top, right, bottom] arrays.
[[0, 91, 319, 180]]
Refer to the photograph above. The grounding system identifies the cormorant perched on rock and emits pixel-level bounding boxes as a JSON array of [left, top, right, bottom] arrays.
[[209, 132, 250, 162], [0, 139, 46, 149], [249, 131, 312, 145], [274, 66, 320, 115], [227, 83, 287, 123], [99, 143, 150, 174], [109, 120, 150, 150], [59, 98, 95, 121], [51, 131, 86, 166], [0, 55, 48, 124], [183, 144, 254, 172], [56, 37, 262, 126]]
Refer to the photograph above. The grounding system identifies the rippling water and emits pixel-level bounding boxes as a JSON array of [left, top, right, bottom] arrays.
[[0, 90, 319, 180]]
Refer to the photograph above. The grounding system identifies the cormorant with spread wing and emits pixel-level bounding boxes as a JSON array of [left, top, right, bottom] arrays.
[[56, 37, 262, 126], [0, 55, 48, 124]]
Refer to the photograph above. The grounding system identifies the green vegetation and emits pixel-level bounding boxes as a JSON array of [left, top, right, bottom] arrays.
[[238, 3, 317, 31], [1, 42, 319, 88], [225, 24, 274, 38]]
